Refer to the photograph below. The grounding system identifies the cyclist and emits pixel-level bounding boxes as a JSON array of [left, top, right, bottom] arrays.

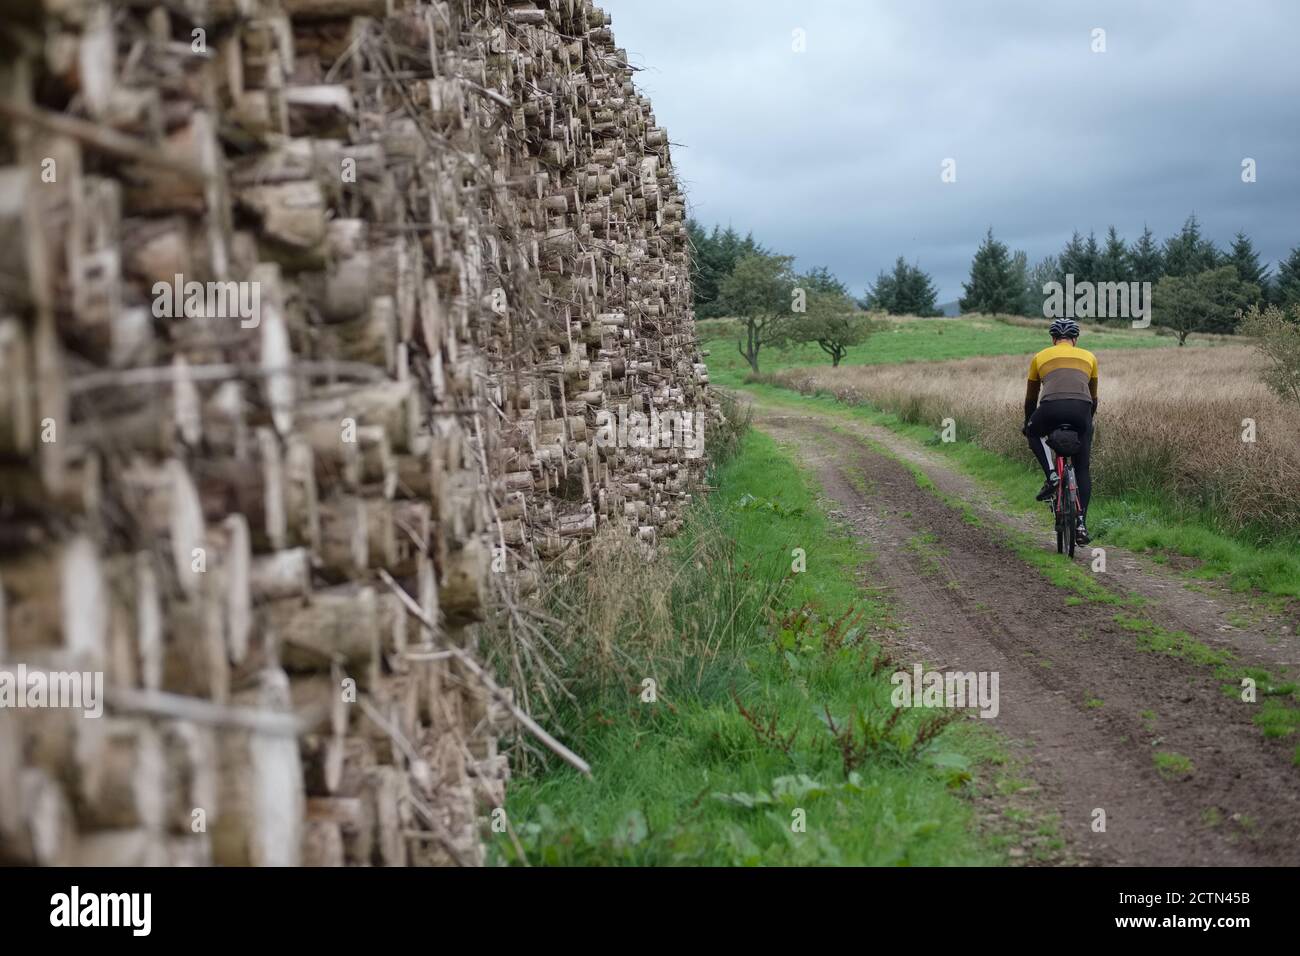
[[1022, 317, 1098, 544]]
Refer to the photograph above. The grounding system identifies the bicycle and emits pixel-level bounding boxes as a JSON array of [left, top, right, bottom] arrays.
[[1043, 426, 1084, 557]]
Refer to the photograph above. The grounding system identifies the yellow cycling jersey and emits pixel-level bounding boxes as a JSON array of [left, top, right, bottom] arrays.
[[1027, 342, 1098, 404]]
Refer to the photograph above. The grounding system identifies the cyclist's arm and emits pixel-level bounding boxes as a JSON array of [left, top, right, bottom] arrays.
[[1089, 355, 1099, 414], [1024, 356, 1041, 421], [1024, 380, 1040, 422]]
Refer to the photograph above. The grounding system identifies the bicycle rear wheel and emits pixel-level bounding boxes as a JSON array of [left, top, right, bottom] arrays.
[[1064, 462, 1077, 557]]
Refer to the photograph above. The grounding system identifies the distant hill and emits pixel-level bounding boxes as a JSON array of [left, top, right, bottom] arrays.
[[939, 300, 961, 317]]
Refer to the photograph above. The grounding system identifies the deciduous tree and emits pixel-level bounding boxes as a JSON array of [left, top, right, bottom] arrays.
[[718, 252, 798, 373], [789, 293, 877, 366], [1152, 266, 1257, 345], [1240, 303, 1300, 407]]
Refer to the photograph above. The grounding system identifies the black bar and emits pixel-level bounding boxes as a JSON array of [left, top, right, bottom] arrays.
[[0, 866, 1281, 941]]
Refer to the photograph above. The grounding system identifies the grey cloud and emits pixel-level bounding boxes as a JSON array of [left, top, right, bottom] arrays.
[[604, 0, 1300, 301]]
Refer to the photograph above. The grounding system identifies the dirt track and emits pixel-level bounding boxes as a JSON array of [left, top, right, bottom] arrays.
[[749, 398, 1300, 866]]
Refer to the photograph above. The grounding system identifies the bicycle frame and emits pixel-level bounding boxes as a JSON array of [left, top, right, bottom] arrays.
[[1052, 453, 1082, 557]]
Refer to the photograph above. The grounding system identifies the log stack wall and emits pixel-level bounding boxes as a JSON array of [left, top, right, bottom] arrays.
[[0, 0, 709, 866]]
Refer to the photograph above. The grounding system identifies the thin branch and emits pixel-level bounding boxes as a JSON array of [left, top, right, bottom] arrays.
[[377, 570, 592, 777]]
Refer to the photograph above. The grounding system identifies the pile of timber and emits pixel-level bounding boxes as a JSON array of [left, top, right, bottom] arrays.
[[0, 0, 710, 866]]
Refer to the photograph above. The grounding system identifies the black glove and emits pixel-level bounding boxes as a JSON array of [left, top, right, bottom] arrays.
[[1021, 420, 1031, 437]]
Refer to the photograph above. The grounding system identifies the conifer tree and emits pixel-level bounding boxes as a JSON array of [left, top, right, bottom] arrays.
[[1129, 225, 1164, 285], [959, 228, 1026, 316], [1097, 226, 1132, 284]]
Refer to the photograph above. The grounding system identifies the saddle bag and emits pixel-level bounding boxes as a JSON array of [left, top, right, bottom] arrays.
[[1046, 427, 1083, 457]]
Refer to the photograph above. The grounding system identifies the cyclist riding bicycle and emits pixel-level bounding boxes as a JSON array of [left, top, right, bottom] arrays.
[[1022, 317, 1097, 545]]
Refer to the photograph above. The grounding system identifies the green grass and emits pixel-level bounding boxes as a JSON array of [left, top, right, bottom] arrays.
[[1113, 615, 1234, 667], [702, 315, 1180, 389], [1253, 698, 1300, 739], [493, 429, 1018, 866], [1089, 513, 1300, 598], [1153, 751, 1194, 779]]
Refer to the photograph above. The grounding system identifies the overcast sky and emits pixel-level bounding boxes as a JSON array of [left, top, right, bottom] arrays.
[[602, 0, 1300, 303]]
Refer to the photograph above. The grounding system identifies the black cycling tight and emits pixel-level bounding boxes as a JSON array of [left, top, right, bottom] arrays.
[[1026, 399, 1094, 517]]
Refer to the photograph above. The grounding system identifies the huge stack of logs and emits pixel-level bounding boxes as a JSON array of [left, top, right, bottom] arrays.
[[0, 0, 710, 866]]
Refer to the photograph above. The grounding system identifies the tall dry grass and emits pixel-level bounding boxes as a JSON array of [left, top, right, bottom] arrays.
[[476, 389, 764, 758], [771, 346, 1300, 534]]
